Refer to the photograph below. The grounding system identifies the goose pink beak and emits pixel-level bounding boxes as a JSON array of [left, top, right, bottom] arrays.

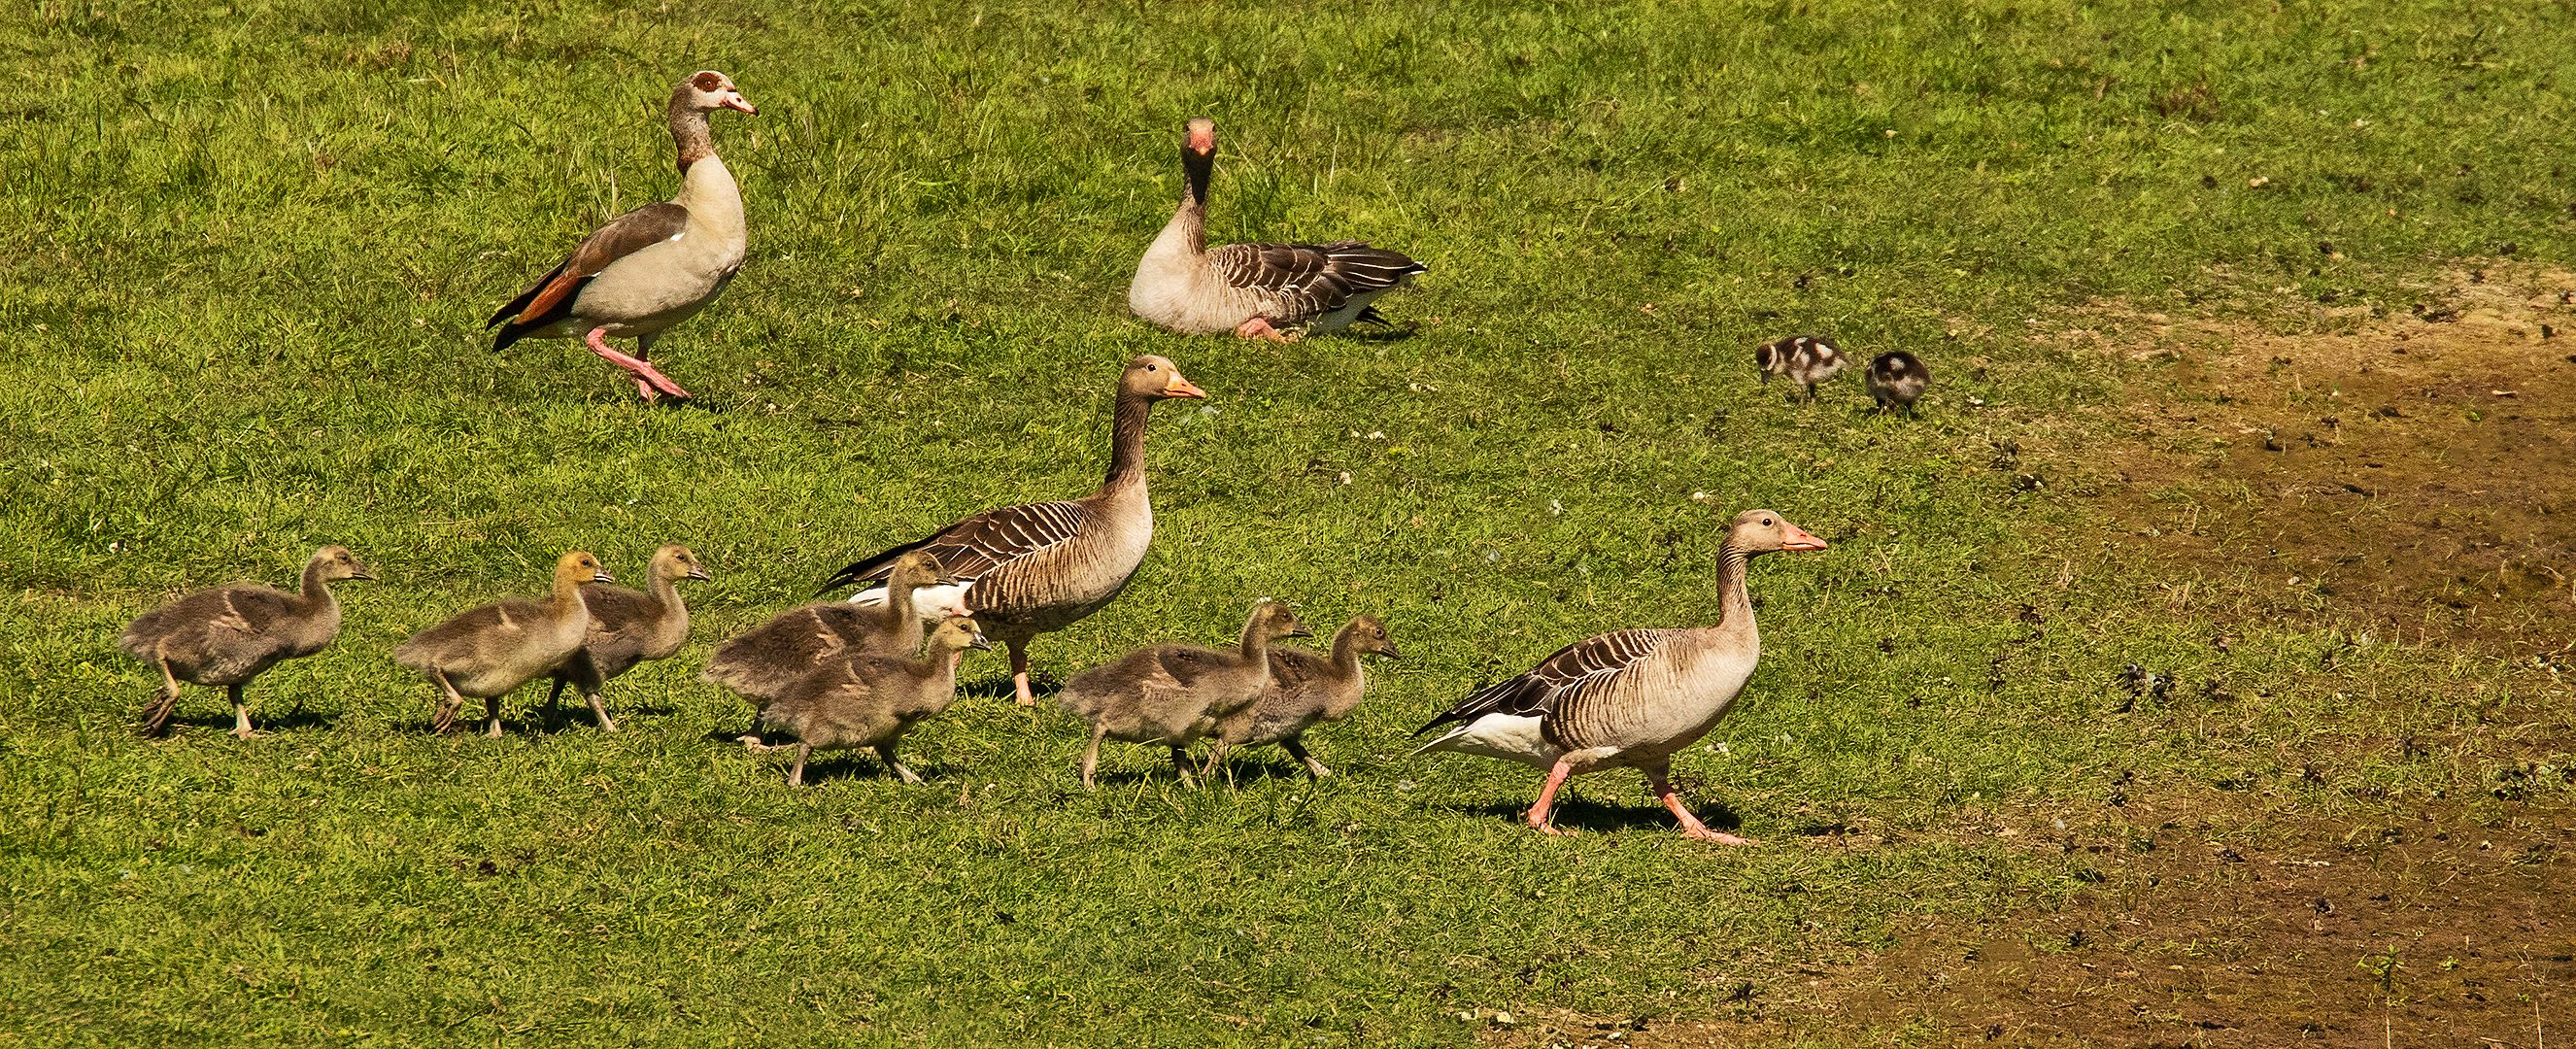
[[1780, 523, 1828, 552], [724, 95, 758, 116], [1162, 377, 1208, 399]]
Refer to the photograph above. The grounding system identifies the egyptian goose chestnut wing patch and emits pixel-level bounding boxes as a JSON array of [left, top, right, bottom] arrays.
[[488, 202, 692, 329], [1419, 628, 1678, 732]]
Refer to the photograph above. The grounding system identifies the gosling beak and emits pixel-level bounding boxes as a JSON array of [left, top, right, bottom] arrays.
[[1162, 377, 1208, 400], [349, 565, 378, 581], [969, 634, 995, 652], [593, 569, 617, 584], [1381, 644, 1402, 660], [1288, 626, 1315, 639], [687, 566, 714, 581], [723, 94, 758, 116], [1780, 523, 1829, 553]]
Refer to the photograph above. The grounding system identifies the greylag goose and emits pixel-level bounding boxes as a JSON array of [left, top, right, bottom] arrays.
[[485, 71, 756, 402], [1056, 600, 1309, 789], [1211, 614, 1399, 779], [1755, 335, 1847, 400], [393, 552, 613, 737], [759, 617, 991, 786], [1128, 118, 1426, 343], [1414, 510, 1827, 842], [816, 355, 1207, 706], [702, 552, 966, 741], [119, 546, 374, 738], [542, 544, 709, 732], [1866, 351, 1930, 414]]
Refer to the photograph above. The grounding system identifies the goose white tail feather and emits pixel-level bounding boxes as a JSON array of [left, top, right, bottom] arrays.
[[1411, 713, 1560, 768], [847, 582, 973, 620]]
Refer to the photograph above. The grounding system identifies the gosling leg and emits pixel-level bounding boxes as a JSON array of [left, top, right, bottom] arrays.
[[1283, 737, 1333, 779], [876, 744, 922, 785], [1079, 726, 1105, 790], [429, 670, 466, 734], [140, 658, 182, 736], [226, 683, 259, 739]]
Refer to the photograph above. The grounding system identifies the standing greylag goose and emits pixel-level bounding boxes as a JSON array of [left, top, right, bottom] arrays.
[[701, 552, 966, 741], [1866, 351, 1930, 414], [1755, 335, 1847, 401], [1128, 118, 1426, 343], [1211, 614, 1399, 779], [1057, 600, 1310, 789], [119, 546, 374, 738], [542, 544, 710, 732], [394, 552, 613, 736], [759, 617, 991, 786], [816, 355, 1207, 706], [1414, 511, 1827, 842], [486, 71, 756, 403]]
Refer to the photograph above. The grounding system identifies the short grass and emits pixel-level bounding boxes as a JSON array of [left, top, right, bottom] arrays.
[[4, 0, 2572, 1043]]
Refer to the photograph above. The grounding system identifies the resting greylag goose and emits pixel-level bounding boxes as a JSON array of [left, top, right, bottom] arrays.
[[485, 71, 756, 403], [702, 552, 966, 740], [1128, 118, 1426, 343], [1866, 351, 1930, 414], [542, 544, 709, 732], [393, 552, 613, 736], [1211, 614, 1399, 779], [1057, 600, 1309, 789], [119, 546, 374, 738], [1755, 335, 1847, 401], [759, 617, 991, 786], [816, 356, 1207, 706], [1414, 511, 1827, 843]]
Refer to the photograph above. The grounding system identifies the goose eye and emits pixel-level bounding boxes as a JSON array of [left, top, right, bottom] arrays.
[[1762, 518, 1774, 525], [1146, 363, 1158, 371]]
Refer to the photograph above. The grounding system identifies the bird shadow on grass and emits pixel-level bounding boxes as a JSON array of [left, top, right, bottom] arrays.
[[1203, 758, 1323, 787], [158, 708, 335, 735], [1453, 798, 1746, 834], [958, 671, 1063, 702], [1339, 324, 1420, 344]]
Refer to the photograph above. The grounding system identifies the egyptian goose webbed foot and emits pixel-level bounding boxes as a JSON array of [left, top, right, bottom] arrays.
[[586, 328, 692, 402]]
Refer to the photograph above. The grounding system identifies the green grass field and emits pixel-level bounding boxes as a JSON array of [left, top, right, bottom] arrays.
[[5, 0, 2573, 1044]]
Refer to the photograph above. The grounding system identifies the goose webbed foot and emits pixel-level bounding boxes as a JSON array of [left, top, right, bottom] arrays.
[[584, 327, 691, 401], [1525, 757, 1577, 836], [1650, 765, 1753, 845], [1233, 317, 1298, 344]]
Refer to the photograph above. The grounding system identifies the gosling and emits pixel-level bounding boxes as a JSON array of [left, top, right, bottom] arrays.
[[1210, 615, 1400, 780], [701, 551, 964, 742], [1056, 600, 1309, 789], [759, 616, 991, 786], [393, 551, 612, 737], [1755, 335, 1847, 400], [1866, 351, 1930, 414], [119, 546, 374, 738], [544, 544, 710, 732]]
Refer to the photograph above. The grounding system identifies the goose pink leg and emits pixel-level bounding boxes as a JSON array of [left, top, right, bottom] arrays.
[[1233, 317, 1299, 344], [1649, 765, 1752, 845], [1006, 639, 1035, 707], [584, 327, 692, 401], [1526, 758, 1577, 836]]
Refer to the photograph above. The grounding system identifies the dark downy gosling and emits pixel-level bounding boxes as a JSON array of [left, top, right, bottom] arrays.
[[701, 551, 959, 743], [1056, 600, 1310, 790], [1211, 614, 1399, 780], [759, 617, 991, 787], [545, 544, 709, 732], [1866, 351, 1930, 414], [394, 552, 613, 737], [1755, 335, 1847, 401], [119, 546, 374, 738]]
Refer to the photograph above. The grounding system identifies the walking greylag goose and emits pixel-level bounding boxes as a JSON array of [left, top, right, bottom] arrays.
[[1414, 510, 1827, 843], [542, 544, 709, 732], [119, 546, 374, 738], [1211, 614, 1399, 779], [1866, 351, 1930, 414], [759, 617, 991, 786], [485, 71, 756, 403], [702, 552, 966, 740], [816, 355, 1207, 706], [393, 552, 613, 736], [1057, 600, 1309, 789], [1128, 118, 1426, 343], [1755, 335, 1847, 401]]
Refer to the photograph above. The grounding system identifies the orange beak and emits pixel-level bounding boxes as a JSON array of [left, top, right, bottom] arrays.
[[1780, 523, 1828, 553], [1162, 377, 1208, 400]]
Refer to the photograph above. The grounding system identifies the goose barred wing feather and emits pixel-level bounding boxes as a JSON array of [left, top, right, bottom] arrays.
[[817, 500, 1088, 595], [1208, 241, 1426, 324], [1416, 628, 1678, 734], [488, 202, 692, 348]]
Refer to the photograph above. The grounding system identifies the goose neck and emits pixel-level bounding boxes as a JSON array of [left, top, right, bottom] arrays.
[[298, 557, 334, 610], [670, 106, 715, 173], [1102, 392, 1155, 491], [1713, 546, 1755, 633]]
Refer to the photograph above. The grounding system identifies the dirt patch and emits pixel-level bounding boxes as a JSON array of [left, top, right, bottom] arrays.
[[2035, 265, 2576, 654]]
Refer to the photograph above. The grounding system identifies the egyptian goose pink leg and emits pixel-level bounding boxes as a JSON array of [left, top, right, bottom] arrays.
[[1233, 317, 1299, 344], [1648, 764, 1752, 844], [585, 327, 693, 401], [1526, 757, 1577, 835]]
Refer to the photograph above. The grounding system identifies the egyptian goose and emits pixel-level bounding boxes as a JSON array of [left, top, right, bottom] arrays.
[[1056, 600, 1310, 789], [1755, 335, 1847, 401], [542, 544, 709, 732], [393, 552, 613, 736], [1128, 118, 1426, 343], [1867, 351, 1930, 414], [1414, 510, 1827, 843], [119, 546, 374, 738], [816, 356, 1207, 706], [759, 617, 992, 786], [486, 71, 756, 403], [702, 552, 966, 741], [1211, 614, 1399, 779]]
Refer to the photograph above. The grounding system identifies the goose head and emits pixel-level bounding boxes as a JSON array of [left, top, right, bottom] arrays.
[[676, 71, 757, 117], [1122, 355, 1207, 401], [1343, 614, 1401, 659], [312, 545, 376, 582], [558, 551, 616, 588], [929, 616, 994, 654], [1726, 510, 1828, 556], [1182, 117, 1217, 161], [1251, 600, 1313, 641], [654, 544, 713, 582]]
